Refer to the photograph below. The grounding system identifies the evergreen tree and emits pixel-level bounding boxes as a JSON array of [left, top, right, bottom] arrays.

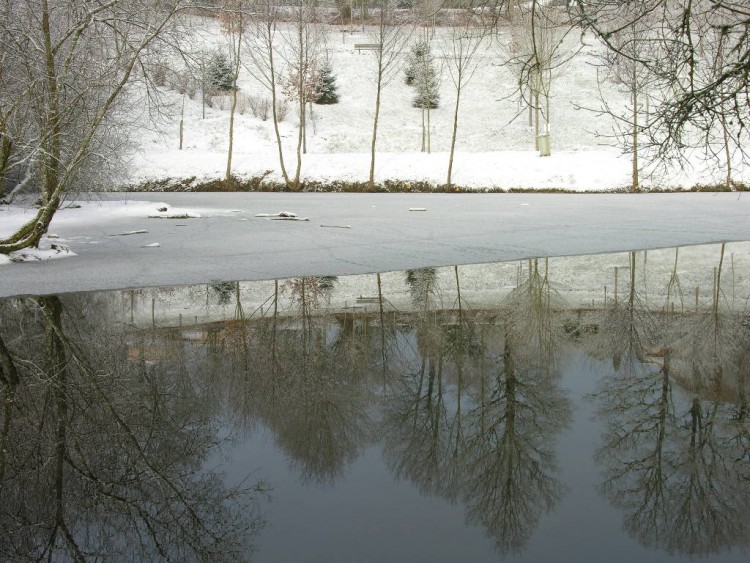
[[411, 41, 440, 109], [208, 51, 233, 93], [404, 40, 429, 86], [313, 62, 339, 105]]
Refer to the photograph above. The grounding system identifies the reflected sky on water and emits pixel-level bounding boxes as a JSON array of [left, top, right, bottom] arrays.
[[1, 243, 748, 562]]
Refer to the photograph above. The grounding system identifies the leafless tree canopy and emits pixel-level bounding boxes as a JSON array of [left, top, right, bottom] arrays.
[[0, 0, 190, 253], [577, 0, 750, 159]]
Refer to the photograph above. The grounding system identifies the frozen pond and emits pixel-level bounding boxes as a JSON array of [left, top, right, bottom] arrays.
[[1, 244, 748, 562], [2, 192, 750, 298]]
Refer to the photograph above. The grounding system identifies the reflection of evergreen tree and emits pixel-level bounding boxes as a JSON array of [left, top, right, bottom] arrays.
[[406, 268, 439, 310]]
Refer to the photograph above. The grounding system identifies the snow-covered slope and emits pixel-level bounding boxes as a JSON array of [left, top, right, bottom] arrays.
[[126, 18, 747, 191]]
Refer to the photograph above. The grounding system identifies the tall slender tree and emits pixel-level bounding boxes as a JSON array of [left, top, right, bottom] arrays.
[[243, 0, 294, 188], [367, 0, 413, 190], [220, 0, 246, 189], [443, 13, 487, 188]]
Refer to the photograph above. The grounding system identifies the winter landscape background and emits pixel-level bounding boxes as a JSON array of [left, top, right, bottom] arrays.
[[123, 10, 748, 191]]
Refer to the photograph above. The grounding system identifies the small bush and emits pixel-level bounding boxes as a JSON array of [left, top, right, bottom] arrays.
[[276, 99, 289, 122], [236, 92, 247, 115], [249, 95, 271, 120]]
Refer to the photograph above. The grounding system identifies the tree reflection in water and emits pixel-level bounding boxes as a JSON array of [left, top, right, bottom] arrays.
[[221, 276, 375, 486], [2, 245, 749, 561], [385, 264, 571, 554], [0, 296, 262, 562], [592, 245, 750, 556]]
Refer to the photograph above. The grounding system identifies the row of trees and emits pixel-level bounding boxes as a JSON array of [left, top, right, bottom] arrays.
[[1, 1, 748, 254]]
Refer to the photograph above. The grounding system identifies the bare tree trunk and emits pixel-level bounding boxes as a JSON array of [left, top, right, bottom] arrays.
[[201, 63, 206, 119], [41, 0, 61, 208], [447, 82, 461, 189], [631, 65, 639, 192], [268, 54, 291, 188], [421, 107, 425, 152], [293, 96, 304, 189], [427, 95, 432, 154], [226, 24, 243, 189], [0, 124, 12, 199], [179, 95, 185, 150], [721, 114, 732, 190], [534, 90, 540, 150], [368, 71, 383, 190]]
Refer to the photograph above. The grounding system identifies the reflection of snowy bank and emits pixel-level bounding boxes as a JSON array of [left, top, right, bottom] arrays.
[[117, 242, 750, 329]]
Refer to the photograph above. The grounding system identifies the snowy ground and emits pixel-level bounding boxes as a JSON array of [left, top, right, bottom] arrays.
[[124, 18, 748, 191]]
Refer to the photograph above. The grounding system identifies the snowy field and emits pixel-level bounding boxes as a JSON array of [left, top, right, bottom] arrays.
[[123, 17, 748, 191]]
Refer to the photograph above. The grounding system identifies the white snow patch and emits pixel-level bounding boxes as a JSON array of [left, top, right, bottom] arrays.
[[1, 245, 76, 265]]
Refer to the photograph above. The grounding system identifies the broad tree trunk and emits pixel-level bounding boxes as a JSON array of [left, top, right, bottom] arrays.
[[266, 37, 292, 188]]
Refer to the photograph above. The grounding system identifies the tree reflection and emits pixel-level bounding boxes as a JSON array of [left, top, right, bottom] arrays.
[[593, 252, 660, 374], [0, 296, 261, 561], [462, 328, 570, 554], [593, 246, 750, 556], [503, 258, 565, 375], [383, 264, 571, 554], [384, 268, 454, 497], [217, 277, 375, 487]]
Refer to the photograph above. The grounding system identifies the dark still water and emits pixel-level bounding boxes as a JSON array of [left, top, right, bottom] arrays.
[[1, 243, 748, 562]]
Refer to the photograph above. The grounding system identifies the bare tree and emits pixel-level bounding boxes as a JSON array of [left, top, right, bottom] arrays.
[[506, 0, 576, 153], [219, 0, 247, 189], [578, 0, 750, 181], [279, 0, 324, 164], [0, 0, 190, 254], [367, 1, 413, 190], [442, 13, 488, 188], [246, 0, 321, 190], [244, 0, 295, 188]]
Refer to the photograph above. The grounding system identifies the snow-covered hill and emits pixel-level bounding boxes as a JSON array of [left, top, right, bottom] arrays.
[[126, 18, 747, 192]]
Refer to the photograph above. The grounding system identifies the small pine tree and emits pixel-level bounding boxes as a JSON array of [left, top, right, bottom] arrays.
[[411, 42, 440, 109], [208, 51, 233, 92], [313, 63, 339, 105], [404, 40, 429, 86]]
